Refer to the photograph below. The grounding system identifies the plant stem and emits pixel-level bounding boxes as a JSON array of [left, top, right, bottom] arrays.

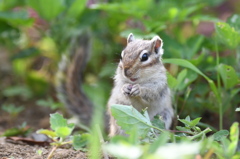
[[61, 141, 73, 145], [47, 146, 58, 159], [190, 128, 211, 140], [203, 148, 214, 159], [169, 130, 195, 135], [215, 40, 223, 130], [96, 125, 109, 159], [179, 87, 192, 116]]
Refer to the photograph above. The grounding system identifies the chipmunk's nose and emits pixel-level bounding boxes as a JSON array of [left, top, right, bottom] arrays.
[[124, 67, 133, 77]]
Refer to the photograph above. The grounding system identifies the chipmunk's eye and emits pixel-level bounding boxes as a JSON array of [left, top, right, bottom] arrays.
[[141, 53, 148, 62]]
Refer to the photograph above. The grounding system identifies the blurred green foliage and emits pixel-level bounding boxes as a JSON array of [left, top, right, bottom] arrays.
[[0, 0, 239, 131]]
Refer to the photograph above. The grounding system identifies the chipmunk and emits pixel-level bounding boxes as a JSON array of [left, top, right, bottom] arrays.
[[107, 33, 174, 136], [56, 33, 174, 136]]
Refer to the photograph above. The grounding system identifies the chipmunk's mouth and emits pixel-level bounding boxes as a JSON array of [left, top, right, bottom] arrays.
[[130, 78, 138, 82]]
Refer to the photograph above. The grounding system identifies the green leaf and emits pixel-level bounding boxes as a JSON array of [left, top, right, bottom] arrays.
[[73, 134, 89, 150], [178, 116, 191, 127], [178, 70, 198, 90], [228, 122, 239, 157], [36, 149, 43, 155], [120, 29, 157, 39], [163, 58, 220, 102], [166, 72, 177, 89], [213, 130, 229, 141], [1, 126, 30, 137], [178, 119, 191, 127], [0, 0, 24, 11], [91, 0, 151, 18], [227, 14, 240, 32], [55, 127, 72, 138], [215, 22, 240, 49], [163, 59, 207, 79], [50, 113, 68, 131], [218, 64, 239, 89], [36, 98, 63, 110], [178, 116, 201, 127], [1, 104, 24, 116], [0, 10, 33, 27], [111, 104, 152, 138], [185, 116, 191, 122], [11, 47, 40, 60], [26, 0, 65, 21], [185, 36, 204, 59], [176, 69, 187, 90], [37, 129, 57, 138], [67, 0, 87, 18], [189, 117, 202, 127], [152, 116, 165, 130], [2, 85, 32, 100], [176, 126, 191, 132]]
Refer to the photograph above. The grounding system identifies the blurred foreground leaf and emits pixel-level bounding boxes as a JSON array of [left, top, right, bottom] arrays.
[[104, 143, 142, 159], [228, 122, 239, 157], [111, 104, 152, 138]]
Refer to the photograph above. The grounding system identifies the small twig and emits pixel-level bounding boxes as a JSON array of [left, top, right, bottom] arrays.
[[47, 145, 58, 159], [61, 141, 72, 145], [169, 130, 195, 135]]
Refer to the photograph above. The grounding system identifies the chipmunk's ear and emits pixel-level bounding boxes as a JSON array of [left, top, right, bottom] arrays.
[[127, 33, 135, 44], [151, 36, 163, 55]]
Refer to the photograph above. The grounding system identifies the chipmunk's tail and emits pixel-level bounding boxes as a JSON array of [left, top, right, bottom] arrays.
[[55, 33, 93, 126]]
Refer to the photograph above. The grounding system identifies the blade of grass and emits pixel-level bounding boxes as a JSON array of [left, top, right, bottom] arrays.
[[163, 58, 221, 103], [215, 40, 223, 130], [163, 58, 223, 129]]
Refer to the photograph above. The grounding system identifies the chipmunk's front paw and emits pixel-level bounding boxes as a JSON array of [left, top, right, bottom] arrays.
[[122, 84, 132, 95], [130, 84, 141, 96]]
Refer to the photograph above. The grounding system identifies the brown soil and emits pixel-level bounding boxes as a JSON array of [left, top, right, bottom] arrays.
[[0, 138, 87, 159], [0, 99, 88, 159]]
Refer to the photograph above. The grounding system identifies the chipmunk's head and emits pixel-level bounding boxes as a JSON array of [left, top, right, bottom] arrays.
[[119, 33, 164, 83]]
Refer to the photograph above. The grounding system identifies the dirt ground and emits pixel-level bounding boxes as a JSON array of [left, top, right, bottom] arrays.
[[0, 101, 88, 159], [0, 139, 87, 159]]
